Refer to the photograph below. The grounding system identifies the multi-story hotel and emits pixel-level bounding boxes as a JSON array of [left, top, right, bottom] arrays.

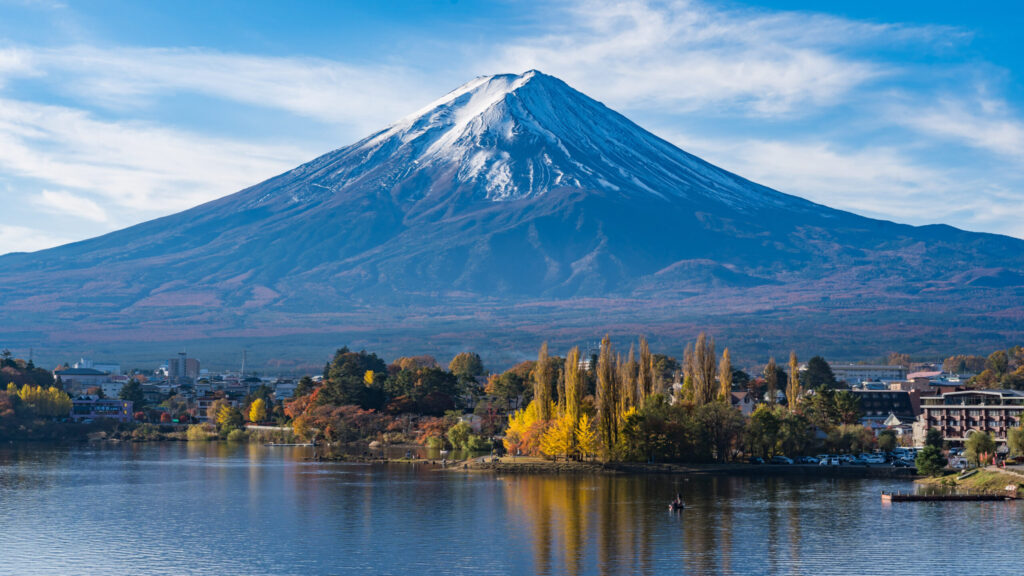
[[920, 389, 1024, 443]]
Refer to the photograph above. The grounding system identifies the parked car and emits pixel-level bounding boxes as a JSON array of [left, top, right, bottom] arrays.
[[819, 456, 840, 466], [799, 456, 819, 464], [748, 457, 765, 465], [770, 455, 794, 465], [862, 453, 886, 464], [891, 459, 914, 468]]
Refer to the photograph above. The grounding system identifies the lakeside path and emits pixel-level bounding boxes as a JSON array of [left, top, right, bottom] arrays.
[[459, 457, 918, 479]]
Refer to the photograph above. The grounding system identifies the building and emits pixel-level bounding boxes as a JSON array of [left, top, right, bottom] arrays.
[[851, 389, 917, 421], [730, 391, 756, 416], [71, 398, 134, 422], [73, 358, 121, 375], [831, 364, 908, 384], [100, 377, 129, 398], [273, 380, 297, 400], [920, 389, 1024, 444], [195, 394, 240, 423], [54, 367, 111, 393], [167, 353, 200, 384]]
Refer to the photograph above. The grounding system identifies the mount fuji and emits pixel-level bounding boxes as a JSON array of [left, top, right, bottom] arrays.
[[3, 70, 1024, 367]]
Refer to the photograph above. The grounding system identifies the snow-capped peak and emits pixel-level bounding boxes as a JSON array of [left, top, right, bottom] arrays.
[[298, 70, 809, 210]]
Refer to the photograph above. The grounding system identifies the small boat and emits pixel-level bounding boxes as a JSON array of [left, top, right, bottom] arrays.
[[668, 501, 685, 511]]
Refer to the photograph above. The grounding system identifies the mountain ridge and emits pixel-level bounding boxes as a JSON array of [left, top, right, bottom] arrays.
[[2, 70, 1023, 367]]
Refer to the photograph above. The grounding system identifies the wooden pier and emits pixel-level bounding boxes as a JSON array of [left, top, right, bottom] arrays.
[[882, 491, 1016, 503]]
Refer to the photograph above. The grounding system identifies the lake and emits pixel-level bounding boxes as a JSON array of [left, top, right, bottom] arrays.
[[0, 443, 1020, 575]]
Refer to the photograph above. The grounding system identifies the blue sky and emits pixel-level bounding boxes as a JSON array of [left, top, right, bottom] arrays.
[[1, 0, 1023, 254]]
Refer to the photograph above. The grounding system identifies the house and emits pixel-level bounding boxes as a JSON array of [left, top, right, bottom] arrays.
[[730, 391, 756, 416]]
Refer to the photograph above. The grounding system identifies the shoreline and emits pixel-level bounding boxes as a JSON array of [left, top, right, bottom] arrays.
[[457, 458, 919, 478]]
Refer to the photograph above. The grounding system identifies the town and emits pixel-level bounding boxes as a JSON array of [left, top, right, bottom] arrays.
[[3, 340, 1023, 476]]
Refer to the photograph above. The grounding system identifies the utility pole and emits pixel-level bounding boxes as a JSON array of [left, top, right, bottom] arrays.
[[242, 350, 249, 396]]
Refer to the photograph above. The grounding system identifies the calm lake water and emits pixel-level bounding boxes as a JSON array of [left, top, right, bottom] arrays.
[[1, 443, 1021, 575]]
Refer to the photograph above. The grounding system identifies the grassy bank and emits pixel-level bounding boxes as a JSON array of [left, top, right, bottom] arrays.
[[916, 467, 1024, 494]]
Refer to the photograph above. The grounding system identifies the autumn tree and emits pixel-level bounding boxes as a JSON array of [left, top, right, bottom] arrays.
[[503, 400, 547, 456], [943, 355, 986, 374], [595, 335, 619, 460], [539, 414, 576, 460], [16, 384, 72, 418], [786, 351, 801, 410], [575, 413, 599, 461], [617, 347, 638, 416], [449, 352, 485, 381], [987, 350, 1010, 375], [216, 404, 243, 435], [485, 372, 526, 412], [393, 356, 439, 371], [249, 398, 267, 423], [688, 333, 717, 406], [563, 347, 584, 427], [718, 348, 732, 401], [764, 358, 778, 405], [533, 343, 553, 421], [638, 337, 655, 402]]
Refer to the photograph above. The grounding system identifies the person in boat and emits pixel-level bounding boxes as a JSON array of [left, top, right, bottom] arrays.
[[671, 493, 684, 509]]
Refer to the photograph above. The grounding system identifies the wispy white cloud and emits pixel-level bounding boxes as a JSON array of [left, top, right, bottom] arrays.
[[491, 0, 960, 117], [896, 95, 1024, 160], [0, 46, 437, 133], [0, 97, 309, 214], [0, 224, 72, 253], [33, 189, 107, 222]]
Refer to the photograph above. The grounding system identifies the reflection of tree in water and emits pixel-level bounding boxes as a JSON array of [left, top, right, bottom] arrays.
[[766, 476, 782, 575], [506, 475, 676, 576], [786, 481, 803, 575], [717, 476, 736, 575], [680, 475, 743, 576], [503, 475, 580, 575]]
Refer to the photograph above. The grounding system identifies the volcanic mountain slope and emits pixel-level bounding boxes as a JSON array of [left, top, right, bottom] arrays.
[[2, 70, 1023, 366]]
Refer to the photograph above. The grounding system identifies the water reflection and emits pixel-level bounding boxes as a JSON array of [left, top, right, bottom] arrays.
[[1, 445, 1023, 575]]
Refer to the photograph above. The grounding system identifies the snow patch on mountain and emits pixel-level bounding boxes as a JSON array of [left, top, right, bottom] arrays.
[[267, 70, 817, 213]]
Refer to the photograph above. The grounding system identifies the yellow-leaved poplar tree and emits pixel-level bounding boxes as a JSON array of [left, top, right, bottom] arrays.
[[539, 414, 575, 460], [575, 413, 598, 461], [249, 398, 267, 423]]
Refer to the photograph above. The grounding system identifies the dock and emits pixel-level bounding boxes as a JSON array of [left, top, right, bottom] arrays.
[[882, 491, 1015, 503]]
